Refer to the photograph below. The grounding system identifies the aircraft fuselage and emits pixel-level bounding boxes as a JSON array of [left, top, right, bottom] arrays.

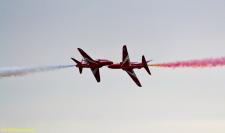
[[77, 59, 113, 68], [108, 62, 144, 69]]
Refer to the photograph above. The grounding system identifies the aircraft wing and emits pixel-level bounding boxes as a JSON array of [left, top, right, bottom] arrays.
[[91, 68, 100, 82], [122, 45, 130, 66], [78, 48, 97, 64], [125, 69, 142, 87]]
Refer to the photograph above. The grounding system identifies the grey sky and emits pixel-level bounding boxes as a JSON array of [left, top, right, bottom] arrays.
[[1, 0, 225, 133]]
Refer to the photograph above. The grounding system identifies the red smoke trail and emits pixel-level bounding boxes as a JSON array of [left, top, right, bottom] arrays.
[[149, 57, 225, 68]]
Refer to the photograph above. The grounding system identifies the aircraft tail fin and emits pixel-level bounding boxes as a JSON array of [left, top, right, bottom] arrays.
[[71, 58, 80, 64], [142, 55, 151, 75], [71, 58, 83, 74]]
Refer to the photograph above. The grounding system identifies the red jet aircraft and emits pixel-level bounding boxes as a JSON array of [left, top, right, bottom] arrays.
[[108, 45, 151, 87], [71, 48, 113, 82]]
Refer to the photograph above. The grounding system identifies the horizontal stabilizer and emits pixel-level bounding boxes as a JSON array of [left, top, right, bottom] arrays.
[[71, 58, 83, 74], [71, 58, 80, 64], [142, 56, 151, 75]]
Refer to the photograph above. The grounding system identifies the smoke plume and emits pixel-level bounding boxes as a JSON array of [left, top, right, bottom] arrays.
[[0, 65, 74, 78], [149, 57, 225, 68]]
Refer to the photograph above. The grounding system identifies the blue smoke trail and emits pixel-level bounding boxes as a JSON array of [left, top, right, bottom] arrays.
[[0, 65, 74, 78]]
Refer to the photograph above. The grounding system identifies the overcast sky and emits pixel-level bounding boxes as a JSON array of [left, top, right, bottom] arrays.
[[1, 0, 225, 133]]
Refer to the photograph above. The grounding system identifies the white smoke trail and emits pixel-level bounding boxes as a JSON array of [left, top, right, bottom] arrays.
[[0, 65, 74, 78]]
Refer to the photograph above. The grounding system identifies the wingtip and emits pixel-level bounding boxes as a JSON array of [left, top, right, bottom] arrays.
[[148, 70, 151, 75], [77, 48, 82, 51], [96, 78, 101, 83], [137, 82, 142, 87]]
